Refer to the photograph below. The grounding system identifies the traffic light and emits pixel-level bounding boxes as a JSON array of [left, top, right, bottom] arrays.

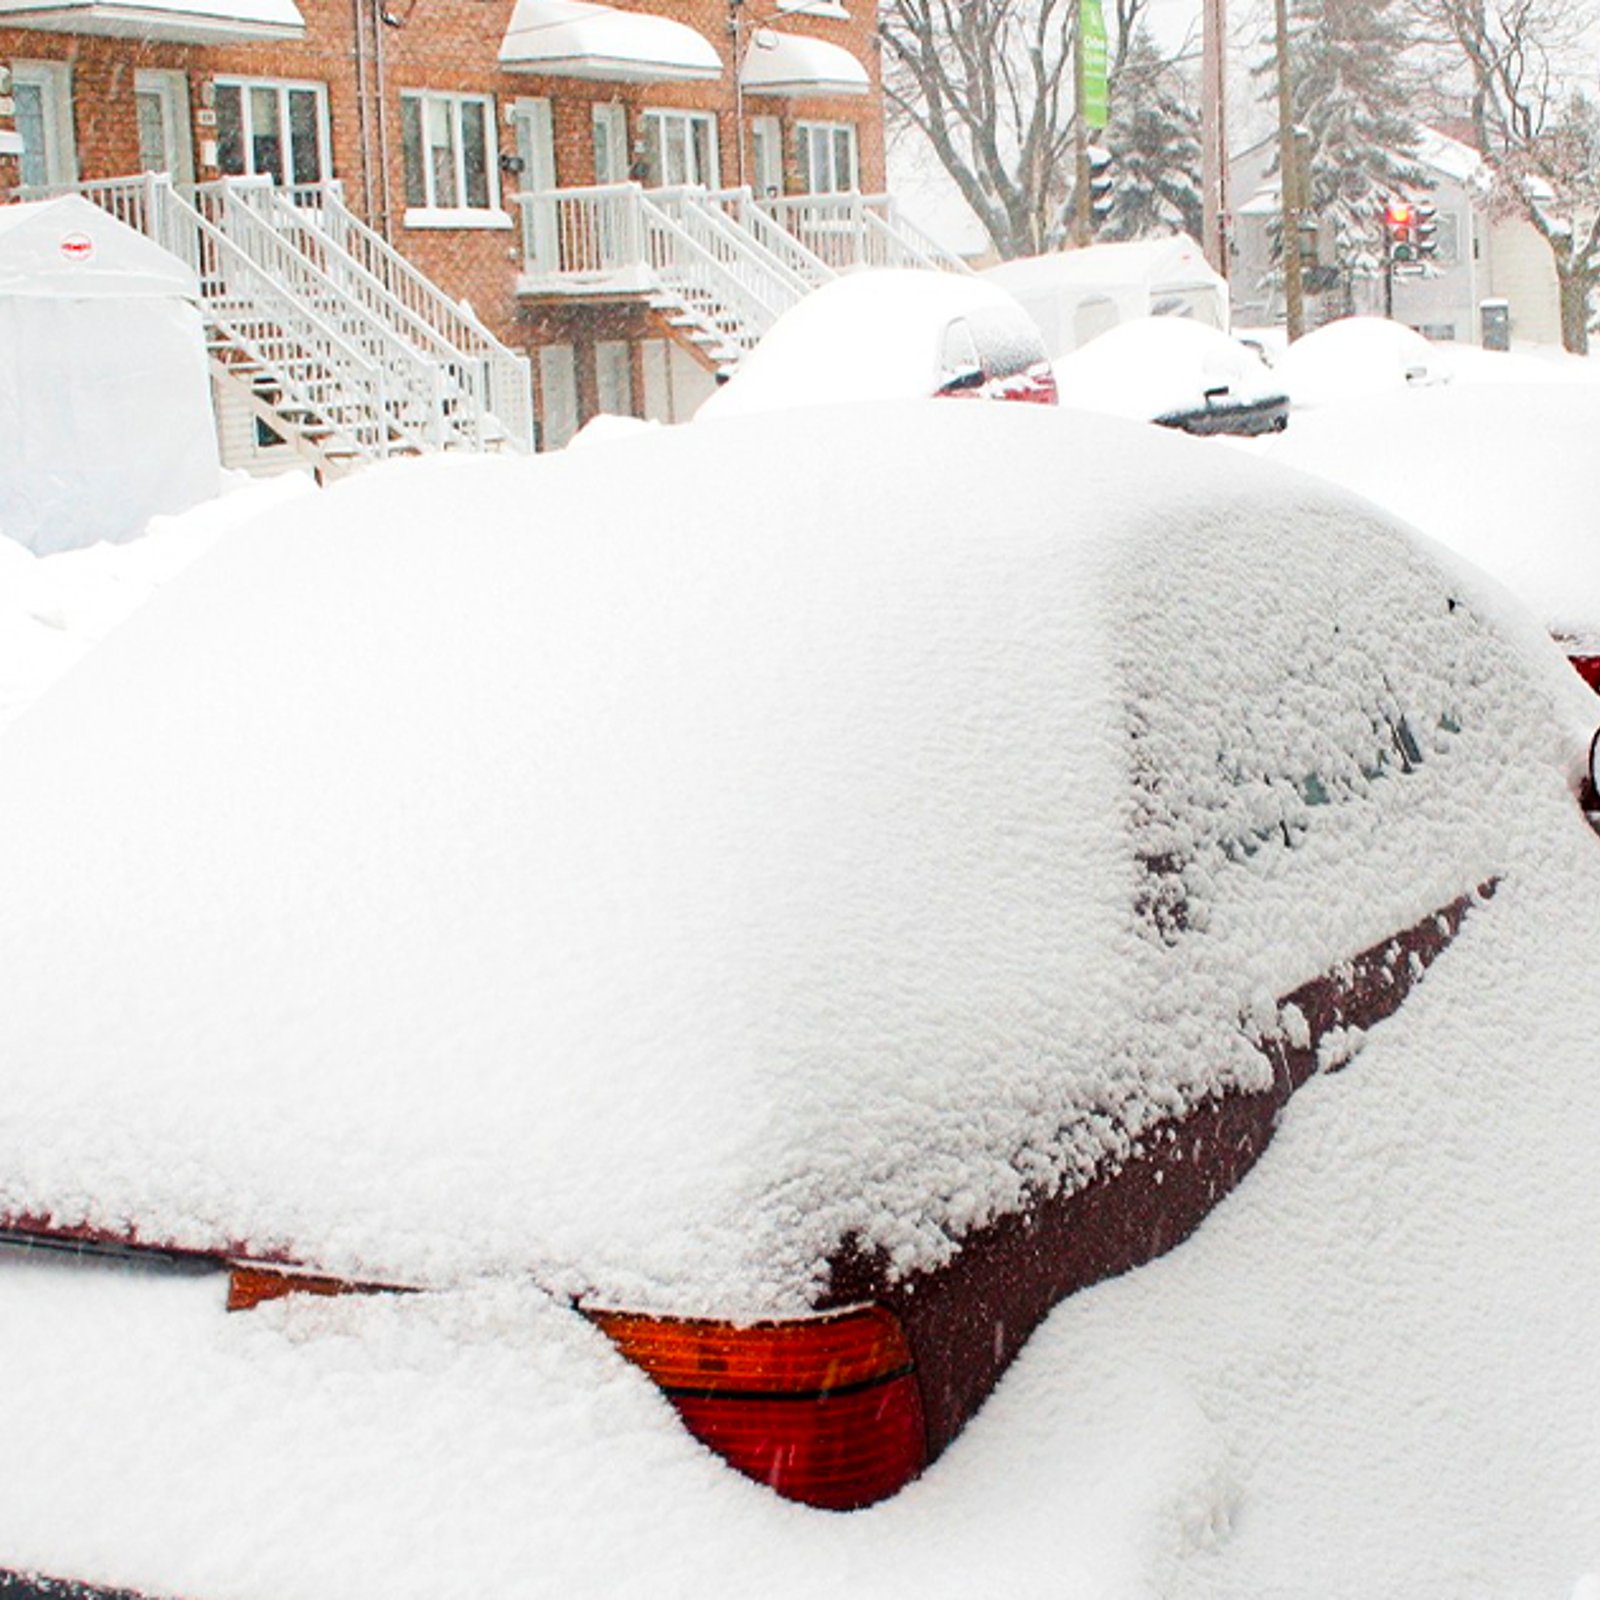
[[1385, 200, 1416, 263], [1087, 145, 1114, 226], [1415, 202, 1439, 260]]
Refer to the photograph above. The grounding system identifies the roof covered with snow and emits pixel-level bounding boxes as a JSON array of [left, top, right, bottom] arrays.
[[984, 235, 1222, 296]]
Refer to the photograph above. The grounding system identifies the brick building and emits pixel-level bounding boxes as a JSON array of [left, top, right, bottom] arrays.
[[0, 0, 904, 453]]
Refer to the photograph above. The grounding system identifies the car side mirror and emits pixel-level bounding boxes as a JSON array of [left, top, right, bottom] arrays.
[[937, 364, 987, 396], [1583, 727, 1600, 831]]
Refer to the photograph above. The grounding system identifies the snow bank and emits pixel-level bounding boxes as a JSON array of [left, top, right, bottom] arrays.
[[0, 472, 315, 730]]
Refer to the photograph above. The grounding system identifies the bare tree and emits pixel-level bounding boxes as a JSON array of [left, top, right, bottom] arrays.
[[1422, 0, 1600, 350], [880, 0, 1152, 259]]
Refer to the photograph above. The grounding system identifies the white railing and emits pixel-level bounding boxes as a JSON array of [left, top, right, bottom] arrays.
[[518, 183, 644, 280], [706, 186, 836, 289], [161, 185, 395, 460], [285, 182, 534, 452], [215, 181, 491, 453], [761, 193, 972, 274], [636, 189, 791, 360], [187, 181, 449, 455], [650, 186, 813, 313]]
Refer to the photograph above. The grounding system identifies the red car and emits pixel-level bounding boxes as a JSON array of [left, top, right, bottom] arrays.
[[0, 404, 1594, 1600]]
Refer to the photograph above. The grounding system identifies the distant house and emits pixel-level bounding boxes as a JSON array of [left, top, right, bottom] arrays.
[[1229, 127, 1562, 346]]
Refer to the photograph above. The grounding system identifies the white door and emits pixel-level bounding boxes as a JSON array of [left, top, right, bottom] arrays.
[[135, 70, 194, 185], [751, 115, 782, 198], [515, 97, 558, 273], [592, 102, 627, 184]]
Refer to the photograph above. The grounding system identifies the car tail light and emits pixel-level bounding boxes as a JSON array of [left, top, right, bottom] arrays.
[[588, 1304, 927, 1510]]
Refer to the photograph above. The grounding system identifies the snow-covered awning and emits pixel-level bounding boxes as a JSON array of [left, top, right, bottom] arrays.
[[739, 31, 868, 96], [0, 0, 302, 41], [499, 0, 722, 82]]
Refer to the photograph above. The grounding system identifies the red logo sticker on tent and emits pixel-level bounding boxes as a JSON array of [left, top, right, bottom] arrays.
[[59, 232, 94, 263]]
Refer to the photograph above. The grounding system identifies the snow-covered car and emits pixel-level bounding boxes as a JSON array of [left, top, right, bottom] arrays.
[[1049, 316, 1290, 435], [1256, 378, 1600, 694], [1272, 314, 1452, 407], [1, 403, 1596, 1600], [695, 269, 1057, 420]]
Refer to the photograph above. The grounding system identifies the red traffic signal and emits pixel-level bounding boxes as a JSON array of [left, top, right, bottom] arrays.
[[1385, 200, 1417, 263]]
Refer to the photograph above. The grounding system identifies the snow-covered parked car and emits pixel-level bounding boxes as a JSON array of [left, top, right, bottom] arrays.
[[0, 403, 1596, 1600], [1272, 314, 1451, 407], [1049, 316, 1290, 435], [695, 269, 1057, 420]]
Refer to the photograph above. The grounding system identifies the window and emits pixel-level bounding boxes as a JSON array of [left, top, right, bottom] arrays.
[[402, 92, 499, 219], [215, 78, 328, 187], [12, 63, 76, 190], [795, 121, 856, 194], [640, 109, 718, 188], [1433, 211, 1462, 266]]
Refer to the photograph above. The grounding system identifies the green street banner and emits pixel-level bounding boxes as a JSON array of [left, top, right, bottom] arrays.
[[1080, 0, 1108, 129]]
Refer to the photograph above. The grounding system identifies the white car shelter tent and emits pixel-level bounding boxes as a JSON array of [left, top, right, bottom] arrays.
[[0, 194, 220, 556], [984, 234, 1229, 358]]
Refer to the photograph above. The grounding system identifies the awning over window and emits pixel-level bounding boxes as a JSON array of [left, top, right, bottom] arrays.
[[499, 0, 722, 83], [0, 0, 302, 40], [739, 31, 869, 96]]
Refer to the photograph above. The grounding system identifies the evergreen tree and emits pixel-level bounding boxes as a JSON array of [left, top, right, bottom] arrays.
[[1099, 27, 1204, 242], [1272, 0, 1431, 316]]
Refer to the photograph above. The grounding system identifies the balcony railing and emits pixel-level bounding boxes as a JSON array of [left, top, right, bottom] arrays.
[[515, 184, 969, 290]]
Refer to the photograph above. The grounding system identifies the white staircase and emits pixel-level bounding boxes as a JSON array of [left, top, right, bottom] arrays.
[[26, 173, 533, 477]]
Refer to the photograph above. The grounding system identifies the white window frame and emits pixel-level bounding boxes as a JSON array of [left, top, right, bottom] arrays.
[[401, 90, 507, 228], [795, 120, 856, 195], [640, 108, 719, 189], [12, 61, 77, 190], [213, 76, 331, 189]]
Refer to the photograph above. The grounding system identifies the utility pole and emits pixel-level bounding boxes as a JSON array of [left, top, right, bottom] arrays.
[[1200, 0, 1229, 276], [1274, 0, 1305, 340], [1074, 20, 1090, 247]]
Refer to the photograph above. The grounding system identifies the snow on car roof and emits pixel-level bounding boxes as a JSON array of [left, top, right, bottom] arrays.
[[0, 403, 1576, 1318], [695, 268, 1035, 418], [1257, 380, 1600, 643]]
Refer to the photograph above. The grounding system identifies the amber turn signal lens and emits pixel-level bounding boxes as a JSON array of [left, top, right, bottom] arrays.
[[588, 1304, 927, 1510], [227, 1263, 396, 1311]]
